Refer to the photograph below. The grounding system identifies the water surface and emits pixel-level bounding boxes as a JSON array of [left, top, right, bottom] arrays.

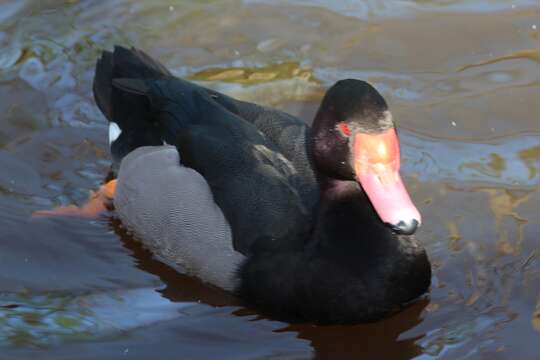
[[1, 1, 540, 358]]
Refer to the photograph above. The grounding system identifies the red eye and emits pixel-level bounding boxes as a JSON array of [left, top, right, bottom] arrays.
[[338, 122, 351, 137]]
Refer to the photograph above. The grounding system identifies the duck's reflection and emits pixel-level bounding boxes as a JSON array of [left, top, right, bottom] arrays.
[[108, 217, 239, 307]]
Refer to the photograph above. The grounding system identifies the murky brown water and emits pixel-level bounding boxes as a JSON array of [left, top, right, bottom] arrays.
[[1, 0, 540, 358]]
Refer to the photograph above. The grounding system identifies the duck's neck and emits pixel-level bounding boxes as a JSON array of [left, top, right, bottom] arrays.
[[306, 178, 395, 266]]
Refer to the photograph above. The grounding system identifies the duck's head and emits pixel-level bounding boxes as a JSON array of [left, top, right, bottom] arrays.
[[312, 79, 421, 235]]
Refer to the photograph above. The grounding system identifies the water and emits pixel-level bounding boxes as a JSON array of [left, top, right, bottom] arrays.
[[1, 0, 540, 358]]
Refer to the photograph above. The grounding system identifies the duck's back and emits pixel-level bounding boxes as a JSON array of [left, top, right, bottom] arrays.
[[199, 87, 318, 213], [94, 47, 312, 271], [95, 46, 318, 215], [223, 100, 319, 214]]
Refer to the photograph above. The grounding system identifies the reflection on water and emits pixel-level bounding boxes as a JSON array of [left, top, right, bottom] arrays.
[[190, 62, 323, 105], [402, 132, 540, 188], [0, 288, 195, 347], [189, 62, 315, 85], [533, 297, 540, 331], [1, 0, 540, 358], [480, 188, 531, 256], [458, 49, 540, 72], [245, 0, 540, 19]]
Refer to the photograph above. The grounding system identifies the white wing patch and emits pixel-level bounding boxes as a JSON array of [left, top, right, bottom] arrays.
[[109, 122, 122, 145], [253, 144, 297, 177]]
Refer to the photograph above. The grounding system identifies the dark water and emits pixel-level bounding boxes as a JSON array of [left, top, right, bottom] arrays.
[[1, 0, 540, 358]]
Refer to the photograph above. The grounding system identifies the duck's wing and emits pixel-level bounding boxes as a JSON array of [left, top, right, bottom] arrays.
[[93, 46, 313, 253], [190, 74, 318, 215], [206, 94, 319, 214], [94, 46, 318, 212], [111, 77, 311, 256]]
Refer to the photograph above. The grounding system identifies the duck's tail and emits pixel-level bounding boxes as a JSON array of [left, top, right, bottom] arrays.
[[93, 46, 172, 166]]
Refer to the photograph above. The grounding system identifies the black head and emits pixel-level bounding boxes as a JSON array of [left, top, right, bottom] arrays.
[[311, 79, 392, 180], [311, 79, 421, 235]]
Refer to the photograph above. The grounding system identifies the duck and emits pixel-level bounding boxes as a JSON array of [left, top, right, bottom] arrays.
[[38, 46, 431, 324]]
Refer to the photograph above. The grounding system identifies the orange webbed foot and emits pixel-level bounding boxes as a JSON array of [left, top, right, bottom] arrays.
[[32, 179, 117, 219]]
